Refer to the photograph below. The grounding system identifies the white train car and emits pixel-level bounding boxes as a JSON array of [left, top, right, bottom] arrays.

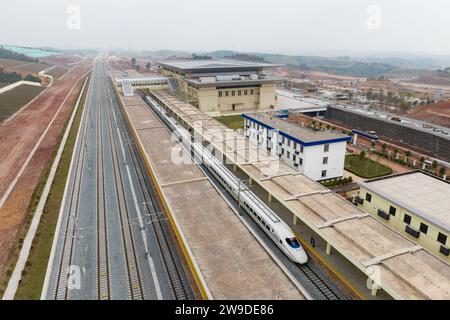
[[145, 95, 308, 264]]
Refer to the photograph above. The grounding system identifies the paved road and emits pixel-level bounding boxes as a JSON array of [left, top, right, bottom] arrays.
[[43, 59, 193, 300]]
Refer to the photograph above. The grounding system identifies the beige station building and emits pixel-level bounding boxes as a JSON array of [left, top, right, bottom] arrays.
[[157, 59, 281, 116], [357, 171, 450, 263]]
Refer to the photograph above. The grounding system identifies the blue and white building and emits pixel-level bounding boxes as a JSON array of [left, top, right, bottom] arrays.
[[243, 113, 351, 181]]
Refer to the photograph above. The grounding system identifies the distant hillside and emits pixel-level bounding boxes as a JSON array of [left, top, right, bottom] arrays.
[[208, 50, 397, 77]]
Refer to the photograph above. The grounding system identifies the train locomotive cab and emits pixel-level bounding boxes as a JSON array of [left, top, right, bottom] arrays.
[[285, 236, 308, 264]]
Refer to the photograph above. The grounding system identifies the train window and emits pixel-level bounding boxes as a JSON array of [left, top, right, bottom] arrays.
[[285, 237, 301, 249], [265, 225, 270, 231]]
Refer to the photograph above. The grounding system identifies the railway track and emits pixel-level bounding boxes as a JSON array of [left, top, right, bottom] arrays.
[[104, 79, 145, 300], [53, 73, 92, 300], [117, 89, 193, 300], [96, 75, 111, 300], [297, 264, 341, 300]]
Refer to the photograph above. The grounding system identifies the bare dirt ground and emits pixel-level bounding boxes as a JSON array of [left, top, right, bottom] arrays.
[[39, 54, 82, 67], [275, 66, 363, 82], [358, 79, 419, 95], [0, 61, 92, 285], [407, 100, 450, 128], [409, 71, 450, 86]]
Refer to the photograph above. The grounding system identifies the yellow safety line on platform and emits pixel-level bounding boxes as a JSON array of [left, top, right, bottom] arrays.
[[294, 230, 367, 300]]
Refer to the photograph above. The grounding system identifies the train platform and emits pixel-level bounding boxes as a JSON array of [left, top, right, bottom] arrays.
[[114, 90, 307, 299], [150, 89, 450, 300]]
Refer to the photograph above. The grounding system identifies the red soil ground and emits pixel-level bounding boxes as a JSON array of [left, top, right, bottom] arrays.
[[0, 60, 92, 284], [407, 100, 450, 128]]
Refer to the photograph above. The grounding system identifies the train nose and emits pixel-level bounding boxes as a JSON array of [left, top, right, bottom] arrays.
[[296, 251, 308, 265]]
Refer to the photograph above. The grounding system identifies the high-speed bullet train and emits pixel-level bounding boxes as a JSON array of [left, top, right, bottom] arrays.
[[145, 95, 308, 264]]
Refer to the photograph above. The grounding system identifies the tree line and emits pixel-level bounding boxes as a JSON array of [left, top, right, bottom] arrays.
[[0, 68, 41, 84]]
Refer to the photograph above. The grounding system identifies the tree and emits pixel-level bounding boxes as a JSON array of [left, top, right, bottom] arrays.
[[404, 150, 411, 163], [145, 62, 151, 70], [131, 57, 136, 66], [381, 143, 387, 155], [359, 150, 366, 160], [393, 148, 399, 159], [432, 160, 438, 174]]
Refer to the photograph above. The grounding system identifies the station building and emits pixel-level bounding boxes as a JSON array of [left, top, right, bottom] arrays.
[[157, 59, 281, 116], [357, 171, 450, 262], [243, 113, 351, 181]]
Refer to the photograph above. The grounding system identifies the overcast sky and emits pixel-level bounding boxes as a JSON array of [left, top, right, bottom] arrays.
[[1, 0, 449, 56]]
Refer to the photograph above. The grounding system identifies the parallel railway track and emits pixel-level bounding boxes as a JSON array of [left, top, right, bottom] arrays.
[[297, 264, 340, 300], [104, 79, 145, 300], [96, 75, 110, 300], [117, 89, 193, 300], [53, 73, 91, 300]]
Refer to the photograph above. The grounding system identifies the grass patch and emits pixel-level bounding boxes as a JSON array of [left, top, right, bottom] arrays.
[[345, 154, 392, 179], [12, 75, 90, 300], [215, 114, 244, 130], [0, 85, 44, 122]]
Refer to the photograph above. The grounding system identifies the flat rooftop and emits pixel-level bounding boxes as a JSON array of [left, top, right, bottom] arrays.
[[361, 171, 450, 232], [243, 113, 351, 146], [117, 91, 305, 299], [158, 59, 279, 73], [151, 89, 450, 300]]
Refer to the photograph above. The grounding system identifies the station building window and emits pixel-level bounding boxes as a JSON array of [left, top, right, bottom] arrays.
[[225, 91, 229, 97], [250, 89, 254, 95], [403, 214, 411, 224], [244, 90, 248, 95], [300, 145, 304, 153], [299, 158, 303, 165], [219, 91, 223, 97], [323, 157, 328, 165], [438, 232, 447, 245], [389, 206, 396, 216], [238, 90, 242, 96], [365, 193, 372, 202], [232, 91, 235, 96], [324, 144, 330, 152], [420, 223, 428, 234], [321, 170, 327, 178]]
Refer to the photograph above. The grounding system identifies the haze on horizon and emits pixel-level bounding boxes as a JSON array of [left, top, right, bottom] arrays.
[[1, 0, 449, 57]]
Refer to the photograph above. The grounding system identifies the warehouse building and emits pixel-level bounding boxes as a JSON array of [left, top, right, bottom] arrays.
[[357, 171, 450, 262], [157, 59, 281, 116], [243, 113, 350, 181], [325, 105, 450, 162]]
